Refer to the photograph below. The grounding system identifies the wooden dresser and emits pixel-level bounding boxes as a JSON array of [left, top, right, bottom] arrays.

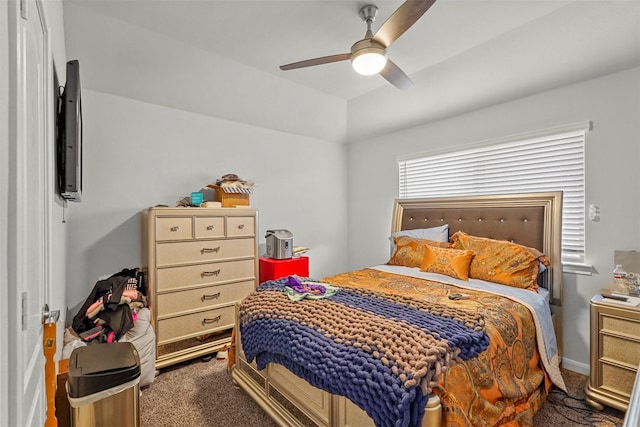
[[143, 207, 258, 369], [585, 294, 640, 411]]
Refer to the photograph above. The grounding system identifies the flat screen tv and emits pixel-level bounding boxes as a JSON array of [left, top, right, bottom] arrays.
[[56, 59, 82, 202]]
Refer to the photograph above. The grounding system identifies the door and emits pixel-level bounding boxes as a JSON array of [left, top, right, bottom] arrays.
[[5, 0, 52, 425]]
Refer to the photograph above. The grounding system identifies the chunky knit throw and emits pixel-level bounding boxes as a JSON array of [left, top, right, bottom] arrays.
[[239, 278, 489, 427]]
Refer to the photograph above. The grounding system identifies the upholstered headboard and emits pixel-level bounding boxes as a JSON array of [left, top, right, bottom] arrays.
[[391, 192, 563, 306]]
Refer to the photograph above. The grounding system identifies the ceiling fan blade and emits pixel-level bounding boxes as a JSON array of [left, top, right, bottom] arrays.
[[280, 53, 351, 71], [373, 0, 436, 48], [379, 59, 413, 90]]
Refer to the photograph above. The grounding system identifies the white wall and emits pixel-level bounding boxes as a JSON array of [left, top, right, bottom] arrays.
[[346, 67, 640, 374], [64, 90, 348, 317], [62, 3, 347, 144]]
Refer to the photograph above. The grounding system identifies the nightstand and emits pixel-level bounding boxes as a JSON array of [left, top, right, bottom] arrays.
[[585, 293, 640, 411], [259, 256, 309, 283]]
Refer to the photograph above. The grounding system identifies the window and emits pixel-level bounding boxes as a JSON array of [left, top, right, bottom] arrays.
[[398, 122, 590, 266]]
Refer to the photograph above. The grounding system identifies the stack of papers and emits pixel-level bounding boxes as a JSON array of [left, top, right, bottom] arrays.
[[293, 246, 309, 257]]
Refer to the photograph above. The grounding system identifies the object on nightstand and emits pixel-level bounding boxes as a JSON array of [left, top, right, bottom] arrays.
[[614, 264, 628, 294], [265, 229, 293, 259], [293, 246, 309, 257], [616, 250, 640, 295]]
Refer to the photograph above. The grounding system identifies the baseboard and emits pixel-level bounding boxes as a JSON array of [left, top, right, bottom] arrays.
[[561, 357, 590, 376]]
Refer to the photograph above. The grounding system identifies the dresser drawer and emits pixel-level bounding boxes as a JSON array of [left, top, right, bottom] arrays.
[[195, 217, 225, 239], [156, 280, 254, 317], [156, 217, 193, 241], [156, 238, 255, 267], [602, 335, 640, 367], [156, 259, 255, 292], [156, 304, 236, 343], [226, 216, 255, 237]]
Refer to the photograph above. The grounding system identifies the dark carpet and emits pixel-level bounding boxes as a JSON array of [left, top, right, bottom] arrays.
[[141, 358, 625, 426]]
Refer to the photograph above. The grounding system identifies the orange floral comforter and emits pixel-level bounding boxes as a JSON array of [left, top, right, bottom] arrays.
[[322, 268, 557, 427]]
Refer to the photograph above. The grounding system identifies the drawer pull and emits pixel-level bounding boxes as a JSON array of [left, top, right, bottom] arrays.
[[201, 270, 221, 277], [201, 292, 221, 301], [170, 226, 179, 232], [201, 247, 221, 254], [206, 225, 215, 231], [202, 315, 222, 325], [238, 224, 245, 229]]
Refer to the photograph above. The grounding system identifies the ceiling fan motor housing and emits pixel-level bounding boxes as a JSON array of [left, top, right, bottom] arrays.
[[350, 38, 387, 75]]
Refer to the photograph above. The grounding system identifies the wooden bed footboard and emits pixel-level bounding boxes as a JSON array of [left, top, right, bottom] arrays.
[[231, 303, 442, 427]]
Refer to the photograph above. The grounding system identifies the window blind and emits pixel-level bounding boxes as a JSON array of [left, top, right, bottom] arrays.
[[398, 129, 587, 264]]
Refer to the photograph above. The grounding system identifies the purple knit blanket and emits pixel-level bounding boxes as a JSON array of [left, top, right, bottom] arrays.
[[239, 278, 488, 427]]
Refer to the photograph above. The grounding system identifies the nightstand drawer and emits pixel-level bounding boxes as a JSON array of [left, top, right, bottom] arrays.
[[156, 238, 255, 266], [602, 315, 640, 338], [195, 217, 225, 239], [156, 304, 236, 343], [156, 259, 255, 291], [156, 217, 193, 241], [602, 363, 636, 397], [602, 335, 640, 366], [156, 280, 254, 317], [226, 216, 255, 237]]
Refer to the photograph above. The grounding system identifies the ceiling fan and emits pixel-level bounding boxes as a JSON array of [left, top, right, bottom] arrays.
[[279, 0, 436, 90]]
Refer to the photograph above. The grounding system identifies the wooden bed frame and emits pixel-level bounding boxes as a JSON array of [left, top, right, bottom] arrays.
[[231, 192, 563, 427]]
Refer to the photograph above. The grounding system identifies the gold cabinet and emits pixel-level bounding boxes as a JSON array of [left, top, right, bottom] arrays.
[[585, 294, 640, 411], [143, 207, 258, 369]]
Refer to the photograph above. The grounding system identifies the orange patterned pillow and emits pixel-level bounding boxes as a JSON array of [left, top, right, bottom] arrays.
[[420, 245, 475, 281], [523, 245, 551, 268], [387, 236, 451, 268], [451, 231, 540, 291]]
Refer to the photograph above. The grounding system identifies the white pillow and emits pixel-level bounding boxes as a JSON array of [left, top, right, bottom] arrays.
[[389, 224, 449, 255]]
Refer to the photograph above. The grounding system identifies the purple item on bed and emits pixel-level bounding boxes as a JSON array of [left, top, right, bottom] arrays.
[[286, 275, 326, 295]]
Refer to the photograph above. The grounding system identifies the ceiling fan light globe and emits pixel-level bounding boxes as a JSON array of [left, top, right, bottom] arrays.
[[351, 50, 387, 75]]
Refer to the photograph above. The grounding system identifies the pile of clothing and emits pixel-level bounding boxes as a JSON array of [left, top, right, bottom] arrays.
[[72, 268, 147, 343], [69, 268, 156, 387]]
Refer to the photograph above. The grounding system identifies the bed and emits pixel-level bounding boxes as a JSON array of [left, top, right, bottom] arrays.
[[231, 192, 565, 427]]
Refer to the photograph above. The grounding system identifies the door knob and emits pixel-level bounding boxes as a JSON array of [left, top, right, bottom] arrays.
[[42, 304, 60, 324]]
